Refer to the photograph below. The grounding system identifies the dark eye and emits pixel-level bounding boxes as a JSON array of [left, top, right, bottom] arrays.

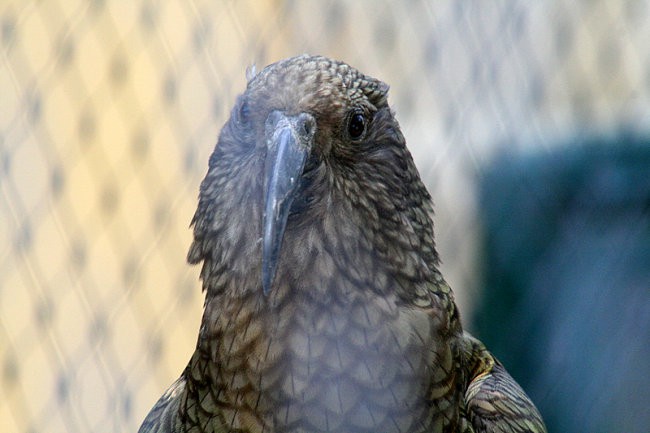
[[347, 112, 366, 140], [238, 99, 251, 124]]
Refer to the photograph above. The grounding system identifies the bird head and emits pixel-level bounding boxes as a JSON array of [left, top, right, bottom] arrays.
[[188, 55, 439, 298]]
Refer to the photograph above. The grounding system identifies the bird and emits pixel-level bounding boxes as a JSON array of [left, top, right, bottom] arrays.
[[138, 54, 546, 433]]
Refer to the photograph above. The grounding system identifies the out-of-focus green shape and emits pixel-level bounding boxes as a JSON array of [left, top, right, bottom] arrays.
[[474, 134, 650, 433]]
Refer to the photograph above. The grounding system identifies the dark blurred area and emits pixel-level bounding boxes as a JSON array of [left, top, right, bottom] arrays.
[[474, 134, 650, 433]]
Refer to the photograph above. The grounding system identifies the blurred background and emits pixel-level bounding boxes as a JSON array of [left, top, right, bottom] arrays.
[[1, 1, 649, 432]]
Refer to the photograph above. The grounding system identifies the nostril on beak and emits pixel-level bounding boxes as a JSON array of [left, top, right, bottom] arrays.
[[266, 110, 284, 130], [265, 111, 316, 146], [296, 113, 316, 139]]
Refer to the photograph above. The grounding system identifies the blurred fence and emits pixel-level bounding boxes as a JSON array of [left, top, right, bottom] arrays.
[[1, 1, 649, 432]]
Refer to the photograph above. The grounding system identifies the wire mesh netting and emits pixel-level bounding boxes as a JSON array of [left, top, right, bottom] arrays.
[[1, 1, 649, 432]]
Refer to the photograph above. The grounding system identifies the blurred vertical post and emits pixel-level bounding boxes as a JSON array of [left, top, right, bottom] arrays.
[[474, 137, 650, 432]]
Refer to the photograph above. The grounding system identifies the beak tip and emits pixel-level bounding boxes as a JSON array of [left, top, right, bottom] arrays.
[[262, 269, 272, 296]]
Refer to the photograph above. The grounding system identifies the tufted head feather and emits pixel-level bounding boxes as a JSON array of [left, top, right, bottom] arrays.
[[187, 55, 439, 300]]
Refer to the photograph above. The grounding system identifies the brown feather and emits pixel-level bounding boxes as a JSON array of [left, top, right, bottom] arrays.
[[138, 55, 546, 433]]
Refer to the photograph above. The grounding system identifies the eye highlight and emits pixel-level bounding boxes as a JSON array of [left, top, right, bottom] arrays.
[[347, 112, 366, 140]]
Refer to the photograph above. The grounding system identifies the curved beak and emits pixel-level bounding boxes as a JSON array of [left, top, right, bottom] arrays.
[[262, 111, 314, 295]]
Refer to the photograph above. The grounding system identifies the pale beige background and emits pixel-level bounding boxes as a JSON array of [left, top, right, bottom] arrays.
[[1, 1, 648, 432]]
